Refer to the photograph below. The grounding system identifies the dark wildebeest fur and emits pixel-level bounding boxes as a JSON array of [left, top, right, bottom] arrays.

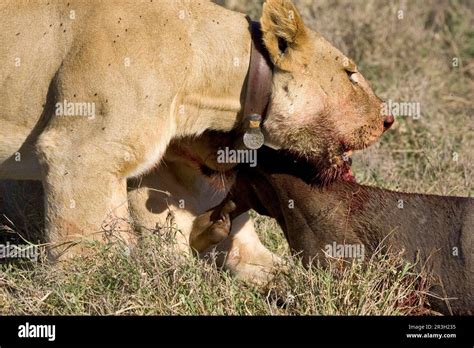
[[191, 147, 473, 315]]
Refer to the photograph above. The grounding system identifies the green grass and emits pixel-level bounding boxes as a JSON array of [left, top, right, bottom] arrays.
[[1, 0, 472, 315]]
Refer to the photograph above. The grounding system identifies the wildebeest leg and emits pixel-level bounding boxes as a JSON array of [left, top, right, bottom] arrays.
[[190, 199, 237, 253]]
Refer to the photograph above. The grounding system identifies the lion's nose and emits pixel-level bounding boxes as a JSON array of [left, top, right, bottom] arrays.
[[383, 114, 395, 131]]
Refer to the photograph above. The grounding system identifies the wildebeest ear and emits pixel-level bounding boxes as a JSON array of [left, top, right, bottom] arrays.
[[260, 0, 307, 69]]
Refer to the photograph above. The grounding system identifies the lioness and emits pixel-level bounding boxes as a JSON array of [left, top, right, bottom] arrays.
[[191, 147, 474, 315], [0, 0, 391, 257]]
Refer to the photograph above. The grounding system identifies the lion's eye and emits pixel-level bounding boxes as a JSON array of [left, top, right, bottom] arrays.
[[345, 69, 358, 84]]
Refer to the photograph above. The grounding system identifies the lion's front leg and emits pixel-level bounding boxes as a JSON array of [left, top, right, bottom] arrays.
[[37, 137, 137, 259], [210, 212, 283, 286], [43, 171, 135, 259]]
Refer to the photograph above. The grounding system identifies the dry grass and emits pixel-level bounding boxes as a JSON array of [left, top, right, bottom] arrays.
[[0, 233, 431, 315], [1, 0, 472, 315]]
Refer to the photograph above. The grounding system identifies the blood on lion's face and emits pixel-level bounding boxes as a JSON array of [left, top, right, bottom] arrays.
[[260, 0, 393, 183]]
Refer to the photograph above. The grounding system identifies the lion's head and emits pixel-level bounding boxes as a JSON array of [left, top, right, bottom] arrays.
[[260, 0, 393, 183]]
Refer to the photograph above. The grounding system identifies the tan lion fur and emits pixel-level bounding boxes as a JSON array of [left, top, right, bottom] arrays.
[[0, 0, 388, 259]]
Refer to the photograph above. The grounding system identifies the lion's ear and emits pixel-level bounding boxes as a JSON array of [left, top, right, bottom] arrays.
[[260, 0, 308, 70]]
